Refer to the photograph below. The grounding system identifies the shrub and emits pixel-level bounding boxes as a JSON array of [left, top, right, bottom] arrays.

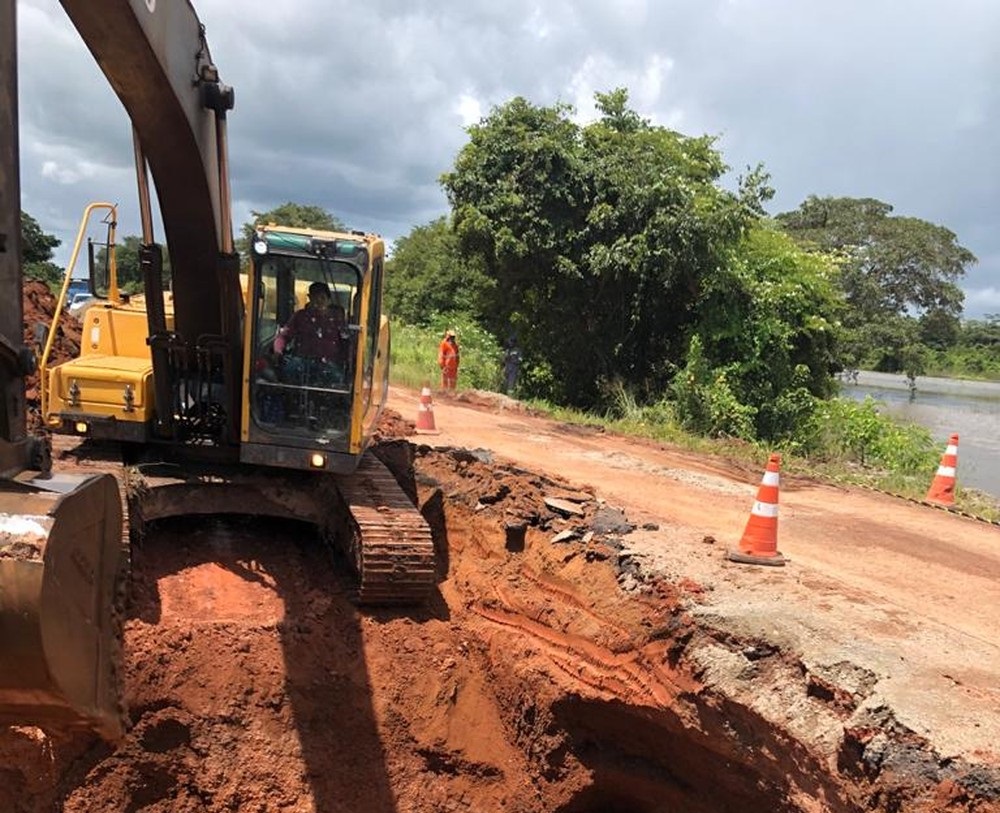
[[798, 396, 937, 474], [671, 337, 757, 439]]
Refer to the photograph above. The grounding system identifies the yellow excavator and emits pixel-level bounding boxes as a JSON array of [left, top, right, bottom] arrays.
[[0, 0, 434, 741]]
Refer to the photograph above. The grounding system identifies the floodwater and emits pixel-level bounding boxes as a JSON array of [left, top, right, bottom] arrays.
[[839, 371, 1000, 499]]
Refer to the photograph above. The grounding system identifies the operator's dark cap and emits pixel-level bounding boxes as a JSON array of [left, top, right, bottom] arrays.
[[308, 281, 331, 298]]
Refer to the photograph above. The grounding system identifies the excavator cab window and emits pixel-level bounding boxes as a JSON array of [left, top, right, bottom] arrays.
[[249, 246, 363, 445]]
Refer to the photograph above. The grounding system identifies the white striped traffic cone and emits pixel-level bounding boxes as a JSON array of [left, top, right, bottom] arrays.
[[925, 433, 958, 505], [726, 453, 785, 567], [415, 386, 439, 434]]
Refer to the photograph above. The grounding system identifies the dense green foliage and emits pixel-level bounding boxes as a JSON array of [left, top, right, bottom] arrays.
[[924, 315, 1000, 379], [798, 396, 937, 473], [21, 211, 63, 285], [440, 89, 776, 408], [775, 196, 977, 378], [435, 89, 847, 444], [673, 225, 841, 441], [384, 217, 493, 325]]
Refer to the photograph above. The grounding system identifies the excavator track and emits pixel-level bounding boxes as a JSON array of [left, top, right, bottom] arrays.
[[107, 446, 435, 607], [335, 453, 436, 605]]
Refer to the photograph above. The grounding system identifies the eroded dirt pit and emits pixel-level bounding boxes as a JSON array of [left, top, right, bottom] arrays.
[[2, 427, 998, 812]]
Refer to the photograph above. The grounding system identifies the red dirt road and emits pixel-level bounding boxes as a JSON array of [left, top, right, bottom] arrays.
[[388, 387, 1000, 765]]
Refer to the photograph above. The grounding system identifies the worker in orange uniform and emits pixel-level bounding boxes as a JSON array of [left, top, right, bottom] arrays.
[[438, 329, 460, 390]]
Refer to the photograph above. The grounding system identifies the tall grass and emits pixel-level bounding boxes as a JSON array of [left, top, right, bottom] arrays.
[[386, 322, 999, 520], [388, 316, 503, 392]]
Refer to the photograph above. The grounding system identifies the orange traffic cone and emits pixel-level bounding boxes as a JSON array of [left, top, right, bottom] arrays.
[[925, 433, 959, 505], [415, 386, 439, 434], [727, 453, 785, 567]]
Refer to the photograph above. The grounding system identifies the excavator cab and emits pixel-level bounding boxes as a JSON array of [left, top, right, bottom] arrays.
[[240, 225, 390, 474], [249, 240, 359, 443]]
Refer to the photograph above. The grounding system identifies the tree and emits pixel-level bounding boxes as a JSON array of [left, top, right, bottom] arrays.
[[441, 89, 771, 407], [775, 196, 976, 373], [918, 308, 961, 350], [674, 224, 842, 440], [960, 314, 1000, 347], [384, 217, 493, 326], [21, 211, 60, 263], [109, 235, 172, 293], [21, 211, 63, 285], [91, 234, 173, 294], [237, 203, 346, 256]]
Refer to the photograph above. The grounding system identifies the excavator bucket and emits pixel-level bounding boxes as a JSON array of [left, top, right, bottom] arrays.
[[0, 472, 125, 741]]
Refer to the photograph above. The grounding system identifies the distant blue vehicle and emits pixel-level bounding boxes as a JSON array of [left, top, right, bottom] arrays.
[[64, 279, 90, 308]]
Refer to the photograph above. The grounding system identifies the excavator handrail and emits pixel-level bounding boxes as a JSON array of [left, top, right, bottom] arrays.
[[38, 202, 118, 422]]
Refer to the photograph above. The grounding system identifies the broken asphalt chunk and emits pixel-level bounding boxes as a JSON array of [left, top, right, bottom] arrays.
[[550, 529, 578, 544], [591, 506, 636, 535], [544, 497, 586, 517]]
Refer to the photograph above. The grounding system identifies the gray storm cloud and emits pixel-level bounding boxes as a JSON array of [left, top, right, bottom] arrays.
[[16, 0, 1000, 316]]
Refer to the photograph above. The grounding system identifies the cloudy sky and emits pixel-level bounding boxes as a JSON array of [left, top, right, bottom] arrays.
[[15, 0, 1000, 317]]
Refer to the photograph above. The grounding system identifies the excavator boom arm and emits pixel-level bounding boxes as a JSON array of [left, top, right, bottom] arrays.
[[59, 0, 237, 343]]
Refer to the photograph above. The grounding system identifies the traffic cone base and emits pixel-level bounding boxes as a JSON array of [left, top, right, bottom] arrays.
[[727, 454, 786, 567], [415, 386, 440, 434], [726, 549, 786, 567], [925, 433, 958, 506]]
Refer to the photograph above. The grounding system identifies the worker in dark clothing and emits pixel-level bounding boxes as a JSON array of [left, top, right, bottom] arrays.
[[274, 281, 347, 386], [502, 336, 521, 395]]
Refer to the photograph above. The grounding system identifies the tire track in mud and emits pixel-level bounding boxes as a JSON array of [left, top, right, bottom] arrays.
[[509, 563, 637, 637], [472, 598, 694, 709]]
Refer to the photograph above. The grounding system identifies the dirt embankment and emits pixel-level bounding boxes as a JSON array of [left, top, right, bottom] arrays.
[[20, 280, 80, 425], [1, 412, 997, 812]]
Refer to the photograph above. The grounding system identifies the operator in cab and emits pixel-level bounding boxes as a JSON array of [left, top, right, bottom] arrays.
[[273, 281, 347, 386]]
